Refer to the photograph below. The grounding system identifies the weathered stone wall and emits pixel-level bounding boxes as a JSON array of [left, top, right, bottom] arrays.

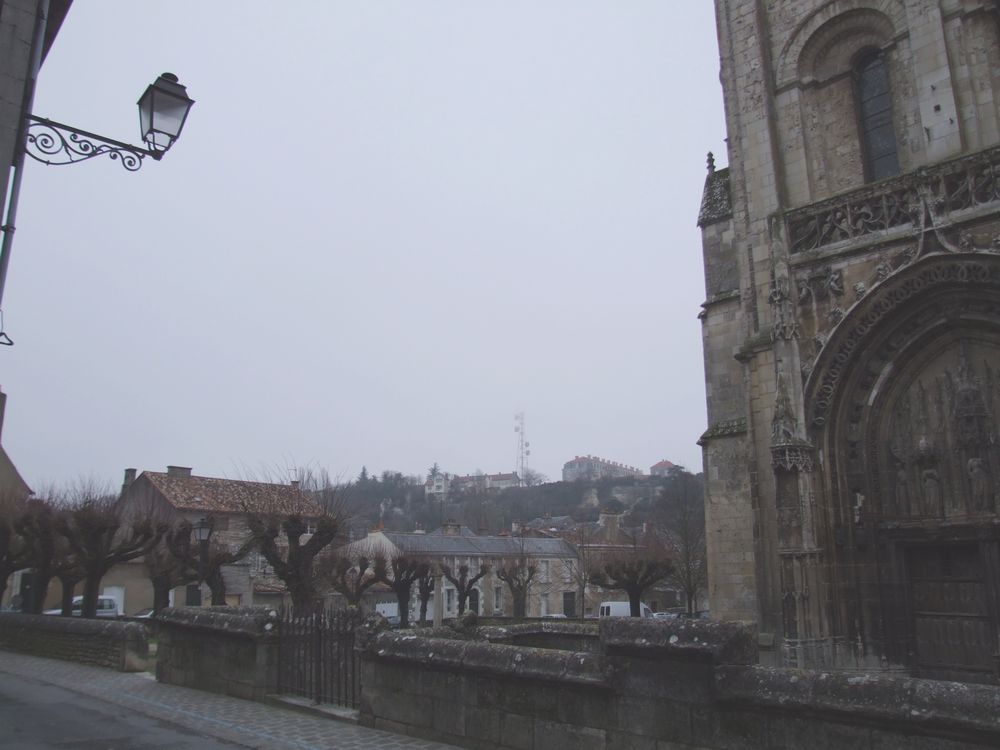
[[360, 618, 1000, 749], [155, 606, 278, 701], [0, 612, 149, 671]]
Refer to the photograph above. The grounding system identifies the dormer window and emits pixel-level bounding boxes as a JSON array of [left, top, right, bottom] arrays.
[[855, 51, 900, 181]]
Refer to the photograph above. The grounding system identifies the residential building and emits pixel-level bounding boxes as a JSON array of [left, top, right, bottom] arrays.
[[109, 465, 325, 614], [649, 459, 676, 477], [451, 472, 520, 493], [562, 456, 644, 482], [335, 521, 579, 620], [700, 0, 1000, 682]]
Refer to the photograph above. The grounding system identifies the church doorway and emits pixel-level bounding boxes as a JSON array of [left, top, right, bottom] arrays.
[[905, 542, 999, 684]]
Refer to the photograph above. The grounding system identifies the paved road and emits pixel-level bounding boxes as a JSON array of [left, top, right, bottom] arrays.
[[0, 652, 458, 750]]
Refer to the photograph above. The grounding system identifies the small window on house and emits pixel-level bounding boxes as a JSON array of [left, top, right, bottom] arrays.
[[494, 585, 503, 611], [855, 52, 899, 181]]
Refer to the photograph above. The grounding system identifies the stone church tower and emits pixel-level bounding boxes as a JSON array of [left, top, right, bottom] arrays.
[[699, 0, 1000, 683]]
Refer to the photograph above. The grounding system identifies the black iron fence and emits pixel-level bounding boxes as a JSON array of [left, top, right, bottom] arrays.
[[276, 606, 360, 708]]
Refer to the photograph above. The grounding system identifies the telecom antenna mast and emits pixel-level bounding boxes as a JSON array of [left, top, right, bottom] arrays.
[[514, 412, 530, 486]]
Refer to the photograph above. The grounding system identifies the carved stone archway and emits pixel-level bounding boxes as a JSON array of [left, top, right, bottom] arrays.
[[803, 251, 1000, 681]]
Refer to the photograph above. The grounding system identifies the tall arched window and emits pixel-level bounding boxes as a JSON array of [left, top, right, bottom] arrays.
[[856, 52, 900, 181]]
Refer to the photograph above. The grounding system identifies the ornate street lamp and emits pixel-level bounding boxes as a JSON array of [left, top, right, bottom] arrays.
[[192, 516, 213, 590], [25, 72, 194, 171]]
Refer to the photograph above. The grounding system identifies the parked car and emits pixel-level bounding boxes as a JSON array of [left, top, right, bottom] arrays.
[[653, 611, 680, 621], [44, 596, 119, 618], [599, 601, 653, 618], [131, 608, 155, 619], [541, 613, 567, 619]]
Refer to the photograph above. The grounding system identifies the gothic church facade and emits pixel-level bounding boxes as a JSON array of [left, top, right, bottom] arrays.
[[699, 0, 1000, 683]]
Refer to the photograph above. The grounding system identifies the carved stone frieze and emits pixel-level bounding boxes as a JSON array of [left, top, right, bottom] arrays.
[[786, 144, 1000, 255]]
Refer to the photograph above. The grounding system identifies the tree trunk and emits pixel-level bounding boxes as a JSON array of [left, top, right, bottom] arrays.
[[290, 582, 319, 615], [457, 589, 467, 615], [396, 586, 412, 628], [27, 570, 53, 614], [206, 566, 227, 606], [627, 588, 642, 617], [418, 592, 429, 624], [58, 577, 77, 616], [81, 572, 102, 618], [513, 588, 527, 618]]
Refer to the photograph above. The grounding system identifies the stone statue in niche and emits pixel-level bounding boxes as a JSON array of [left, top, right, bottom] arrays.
[[772, 364, 796, 442], [967, 458, 994, 512], [921, 468, 942, 516], [893, 462, 911, 515]]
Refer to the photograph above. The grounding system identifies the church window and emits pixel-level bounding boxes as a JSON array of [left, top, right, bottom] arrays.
[[855, 52, 899, 181]]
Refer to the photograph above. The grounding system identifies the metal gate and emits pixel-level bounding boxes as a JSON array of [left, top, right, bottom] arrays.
[[276, 607, 361, 707]]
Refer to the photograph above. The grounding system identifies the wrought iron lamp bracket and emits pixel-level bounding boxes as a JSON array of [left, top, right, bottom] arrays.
[[24, 115, 161, 172]]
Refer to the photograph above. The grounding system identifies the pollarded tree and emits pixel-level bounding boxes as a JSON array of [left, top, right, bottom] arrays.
[[162, 518, 257, 607], [14, 498, 59, 613], [441, 560, 490, 615], [146, 525, 197, 614], [324, 554, 384, 608], [244, 512, 339, 613], [55, 491, 163, 618], [496, 535, 537, 618], [378, 556, 429, 627], [590, 541, 674, 618], [415, 565, 435, 624]]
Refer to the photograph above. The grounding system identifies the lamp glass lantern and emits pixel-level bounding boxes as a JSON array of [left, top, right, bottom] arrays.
[[193, 517, 212, 543], [138, 73, 195, 155]]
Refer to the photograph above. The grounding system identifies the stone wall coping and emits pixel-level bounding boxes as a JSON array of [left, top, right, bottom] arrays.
[[367, 630, 608, 689], [600, 618, 757, 665], [0, 611, 148, 641], [718, 665, 1000, 736], [156, 606, 279, 639]]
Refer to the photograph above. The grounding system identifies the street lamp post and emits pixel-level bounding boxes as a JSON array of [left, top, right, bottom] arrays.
[[0, 71, 195, 342], [192, 517, 213, 603]]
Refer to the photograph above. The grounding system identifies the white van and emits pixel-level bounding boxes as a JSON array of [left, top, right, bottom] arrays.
[[599, 601, 653, 618]]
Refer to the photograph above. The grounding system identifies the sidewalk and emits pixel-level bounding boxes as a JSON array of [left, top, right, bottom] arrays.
[[0, 652, 459, 750]]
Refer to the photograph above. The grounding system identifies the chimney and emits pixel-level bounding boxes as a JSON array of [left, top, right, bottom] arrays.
[[443, 521, 461, 536], [512, 519, 522, 535], [290, 480, 300, 489], [413, 522, 425, 535], [167, 465, 192, 478], [121, 468, 137, 495]]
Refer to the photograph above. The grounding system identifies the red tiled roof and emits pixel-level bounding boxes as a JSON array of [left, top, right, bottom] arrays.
[[651, 460, 676, 470], [142, 471, 324, 517]]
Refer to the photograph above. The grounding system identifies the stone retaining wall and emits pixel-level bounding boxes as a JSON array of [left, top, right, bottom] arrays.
[[155, 606, 279, 701], [0, 612, 148, 671], [359, 617, 1000, 750]]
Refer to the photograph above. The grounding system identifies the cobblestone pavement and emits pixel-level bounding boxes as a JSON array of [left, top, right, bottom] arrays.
[[0, 652, 459, 750]]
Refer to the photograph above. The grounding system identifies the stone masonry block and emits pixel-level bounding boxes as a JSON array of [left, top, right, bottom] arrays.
[[465, 706, 501, 744], [501, 712, 534, 750], [535, 719, 605, 750], [433, 696, 465, 737]]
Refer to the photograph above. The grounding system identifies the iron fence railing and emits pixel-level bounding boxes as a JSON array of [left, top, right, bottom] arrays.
[[276, 606, 360, 708]]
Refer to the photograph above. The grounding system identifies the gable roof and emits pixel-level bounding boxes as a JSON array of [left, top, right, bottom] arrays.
[[140, 471, 323, 516]]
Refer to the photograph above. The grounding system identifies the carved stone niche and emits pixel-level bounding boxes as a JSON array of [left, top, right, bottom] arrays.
[[772, 438, 816, 473]]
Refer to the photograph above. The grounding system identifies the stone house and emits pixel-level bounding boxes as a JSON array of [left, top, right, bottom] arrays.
[[107, 465, 324, 614], [700, 0, 1000, 683], [334, 522, 580, 619]]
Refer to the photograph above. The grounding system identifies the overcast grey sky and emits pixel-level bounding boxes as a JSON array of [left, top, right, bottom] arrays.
[[2, 1, 725, 489]]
